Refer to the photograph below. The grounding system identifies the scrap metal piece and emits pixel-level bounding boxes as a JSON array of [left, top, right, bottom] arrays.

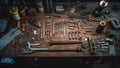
[[81, 43, 87, 49], [28, 17, 41, 28], [78, 32, 82, 40], [109, 44, 116, 56], [87, 38, 96, 55], [99, 48, 108, 53], [21, 24, 25, 31], [92, 0, 108, 17], [27, 41, 48, 51], [0, 19, 8, 33], [107, 18, 120, 28], [63, 22, 67, 39], [96, 21, 106, 34], [55, 6, 64, 13], [22, 41, 82, 53], [52, 21, 55, 35], [69, 32, 72, 40], [0, 28, 21, 50]]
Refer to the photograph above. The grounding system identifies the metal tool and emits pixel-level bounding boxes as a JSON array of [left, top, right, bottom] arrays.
[[87, 38, 96, 55], [72, 32, 74, 40], [38, 20, 41, 28], [96, 21, 106, 34], [82, 26, 94, 29], [63, 22, 67, 39], [69, 32, 72, 40], [78, 32, 82, 40], [43, 20, 45, 39], [97, 40, 105, 44], [49, 40, 82, 45], [107, 18, 120, 28], [99, 42, 109, 53], [92, 0, 108, 17], [45, 14, 61, 18], [22, 41, 82, 54], [21, 24, 25, 31], [0, 19, 8, 33], [99, 48, 108, 53], [55, 6, 64, 13], [74, 32, 77, 40], [0, 28, 21, 50], [40, 31, 43, 40], [22, 41, 48, 53], [28, 17, 41, 28], [17, 21, 21, 28], [43, 0, 52, 12], [50, 0, 53, 11], [109, 44, 116, 56], [52, 21, 55, 36], [81, 43, 87, 49], [77, 21, 81, 30], [25, 20, 29, 26], [9, 6, 21, 21]]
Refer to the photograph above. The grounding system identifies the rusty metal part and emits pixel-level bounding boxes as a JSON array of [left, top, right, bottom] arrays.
[[97, 40, 105, 44], [27, 41, 48, 51], [0, 28, 21, 50], [40, 32, 43, 40], [72, 32, 74, 40], [38, 20, 42, 28], [69, 32, 72, 40], [22, 41, 82, 54], [68, 27, 74, 30], [63, 22, 67, 39], [74, 32, 77, 40], [78, 32, 82, 40], [28, 17, 41, 28], [25, 20, 29, 26], [82, 25, 94, 29], [87, 38, 96, 55], [45, 14, 61, 18], [77, 21, 81, 30], [107, 18, 120, 28], [43, 20, 45, 39], [49, 40, 82, 45], [96, 21, 106, 34], [17, 21, 21, 28], [21, 24, 25, 31], [105, 38, 113, 42], [52, 21, 55, 36]]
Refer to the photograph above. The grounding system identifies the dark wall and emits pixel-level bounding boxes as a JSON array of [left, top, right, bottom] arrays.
[[0, 0, 119, 2]]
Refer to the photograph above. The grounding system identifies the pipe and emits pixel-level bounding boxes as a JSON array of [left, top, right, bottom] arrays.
[[96, 21, 106, 34]]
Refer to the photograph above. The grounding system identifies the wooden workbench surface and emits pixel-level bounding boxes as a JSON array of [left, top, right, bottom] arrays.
[[1, 2, 119, 57]]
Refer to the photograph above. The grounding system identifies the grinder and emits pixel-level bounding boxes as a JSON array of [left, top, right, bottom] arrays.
[[92, 0, 108, 17]]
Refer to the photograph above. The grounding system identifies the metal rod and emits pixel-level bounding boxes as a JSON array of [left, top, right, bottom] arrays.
[[43, 19, 45, 39], [49, 40, 82, 45], [27, 41, 48, 50], [22, 41, 82, 53], [52, 21, 55, 36], [63, 21, 67, 39]]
